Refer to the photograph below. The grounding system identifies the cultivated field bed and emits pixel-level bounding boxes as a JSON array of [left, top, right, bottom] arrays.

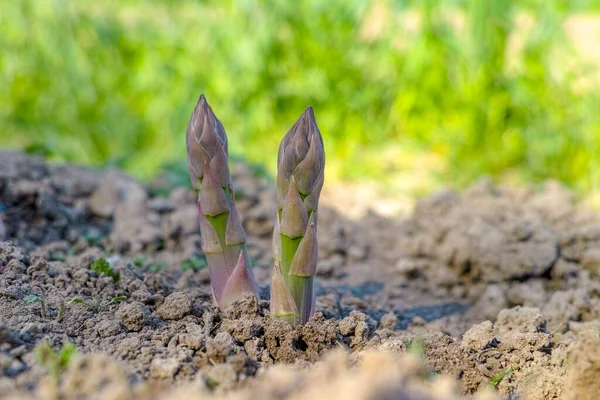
[[1, 152, 600, 399]]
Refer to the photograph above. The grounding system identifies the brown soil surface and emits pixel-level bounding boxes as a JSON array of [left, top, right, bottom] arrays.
[[1, 151, 600, 400]]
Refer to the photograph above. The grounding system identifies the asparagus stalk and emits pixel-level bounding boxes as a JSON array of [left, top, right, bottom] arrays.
[[271, 107, 325, 326], [186, 94, 258, 309]]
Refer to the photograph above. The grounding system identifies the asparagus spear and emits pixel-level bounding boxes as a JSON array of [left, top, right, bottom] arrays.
[[186, 94, 258, 309], [271, 107, 325, 326]]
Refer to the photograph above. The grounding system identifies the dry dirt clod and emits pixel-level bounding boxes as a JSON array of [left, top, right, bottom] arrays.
[[494, 307, 546, 337], [206, 332, 235, 364], [462, 321, 496, 352], [157, 292, 194, 320], [562, 329, 600, 400], [379, 311, 398, 330], [151, 357, 182, 380], [96, 320, 123, 338], [116, 302, 150, 332]]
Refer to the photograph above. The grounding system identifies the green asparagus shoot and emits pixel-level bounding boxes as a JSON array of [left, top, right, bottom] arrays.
[[271, 107, 324, 326], [186, 94, 258, 309]]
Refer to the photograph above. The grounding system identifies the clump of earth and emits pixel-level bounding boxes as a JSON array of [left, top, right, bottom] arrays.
[[1, 151, 600, 400]]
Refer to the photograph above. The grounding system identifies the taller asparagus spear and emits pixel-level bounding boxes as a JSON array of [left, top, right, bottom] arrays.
[[271, 107, 325, 326], [186, 94, 258, 309]]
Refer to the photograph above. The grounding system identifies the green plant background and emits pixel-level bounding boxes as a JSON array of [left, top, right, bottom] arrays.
[[1, 0, 599, 200]]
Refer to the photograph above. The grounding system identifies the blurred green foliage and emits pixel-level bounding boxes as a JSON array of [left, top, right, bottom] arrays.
[[1, 0, 599, 198], [34, 341, 77, 381]]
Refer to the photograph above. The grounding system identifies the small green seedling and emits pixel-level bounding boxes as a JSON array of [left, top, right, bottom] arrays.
[[56, 296, 126, 322], [25, 294, 47, 318], [204, 376, 220, 390], [56, 302, 66, 323], [34, 341, 77, 381], [489, 368, 514, 388], [83, 231, 104, 246], [66, 296, 94, 308], [90, 258, 120, 283], [404, 338, 426, 358], [103, 295, 127, 307], [68, 295, 125, 311], [403, 338, 439, 381], [148, 262, 167, 272], [56, 297, 94, 321], [132, 255, 166, 272], [133, 255, 147, 267], [181, 255, 207, 272], [48, 251, 66, 262]]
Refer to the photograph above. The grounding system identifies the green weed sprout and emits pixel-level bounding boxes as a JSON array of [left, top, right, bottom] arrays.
[[67, 295, 125, 311], [133, 255, 147, 267], [56, 295, 126, 322], [489, 368, 514, 388], [25, 294, 47, 318], [186, 94, 258, 310], [181, 255, 207, 272], [34, 341, 77, 381], [103, 295, 127, 307], [90, 258, 120, 283], [271, 107, 325, 326]]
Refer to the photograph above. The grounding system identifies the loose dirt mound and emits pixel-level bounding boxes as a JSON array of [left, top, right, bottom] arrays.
[[1, 151, 600, 399]]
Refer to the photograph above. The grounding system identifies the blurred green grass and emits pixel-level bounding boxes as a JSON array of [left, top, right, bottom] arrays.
[[1, 0, 599, 201]]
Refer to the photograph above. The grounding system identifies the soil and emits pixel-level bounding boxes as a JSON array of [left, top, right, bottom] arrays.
[[1, 151, 600, 400]]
